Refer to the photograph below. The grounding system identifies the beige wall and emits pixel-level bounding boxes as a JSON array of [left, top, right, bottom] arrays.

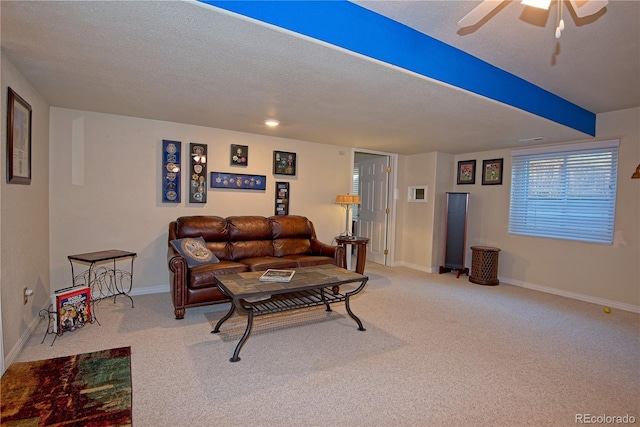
[[1, 52, 51, 362], [48, 108, 352, 295], [453, 108, 639, 310], [394, 108, 638, 310], [395, 151, 454, 271]]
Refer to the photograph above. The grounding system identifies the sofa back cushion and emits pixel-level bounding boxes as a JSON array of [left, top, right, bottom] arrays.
[[270, 216, 316, 257], [230, 240, 275, 260], [227, 216, 274, 260], [175, 216, 228, 240], [270, 215, 315, 239], [174, 216, 231, 260], [228, 216, 272, 240], [273, 238, 312, 257]]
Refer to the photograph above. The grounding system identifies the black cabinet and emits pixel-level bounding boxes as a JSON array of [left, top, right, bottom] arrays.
[[439, 192, 469, 278]]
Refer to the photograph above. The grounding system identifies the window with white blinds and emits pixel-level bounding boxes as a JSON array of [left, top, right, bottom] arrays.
[[509, 140, 619, 244]]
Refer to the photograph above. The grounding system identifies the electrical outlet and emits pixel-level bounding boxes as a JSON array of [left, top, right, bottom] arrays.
[[24, 287, 29, 305]]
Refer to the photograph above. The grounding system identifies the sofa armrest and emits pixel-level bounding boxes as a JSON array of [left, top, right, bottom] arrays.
[[310, 239, 345, 268], [168, 247, 188, 319]]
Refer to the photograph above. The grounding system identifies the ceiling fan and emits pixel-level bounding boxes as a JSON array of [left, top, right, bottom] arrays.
[[458, 0, 609, 32]]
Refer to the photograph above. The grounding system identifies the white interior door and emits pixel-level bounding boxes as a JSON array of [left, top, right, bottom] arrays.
[[357, 155, 390, 265]]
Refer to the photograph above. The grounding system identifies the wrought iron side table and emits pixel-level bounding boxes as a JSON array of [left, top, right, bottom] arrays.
[[68, 249, 136, 321]]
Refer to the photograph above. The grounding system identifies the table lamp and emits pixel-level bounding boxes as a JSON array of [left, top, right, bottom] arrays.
[[335, 194, 361, 236]]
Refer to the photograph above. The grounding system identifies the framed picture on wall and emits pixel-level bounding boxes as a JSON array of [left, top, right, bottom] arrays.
[[230, 144, 248, 166], [210, 172, 266, 190], [275, 181, 290, 215], [6, 87, 32, 184], [457, 160, 476, 185], [273, 151, 296, 176], [189, 143, 207, 203], [482, 158, 503, 185], [162, 140, 181, 203]]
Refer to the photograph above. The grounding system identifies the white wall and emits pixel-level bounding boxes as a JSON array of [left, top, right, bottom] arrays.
[[1, 52, 51, 364], [48, 108, 352, 295]]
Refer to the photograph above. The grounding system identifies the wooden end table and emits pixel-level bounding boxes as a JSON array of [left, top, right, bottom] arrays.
[[335, 236, 370, 274]]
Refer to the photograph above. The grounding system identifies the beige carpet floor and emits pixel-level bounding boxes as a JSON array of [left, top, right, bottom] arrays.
[[13, 263, 640, 426]]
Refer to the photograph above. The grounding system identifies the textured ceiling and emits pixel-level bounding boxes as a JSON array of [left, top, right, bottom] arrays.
[[1, 0, 638, 155]]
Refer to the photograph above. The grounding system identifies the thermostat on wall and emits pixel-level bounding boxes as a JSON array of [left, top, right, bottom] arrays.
[[408, 185, 428, 203]]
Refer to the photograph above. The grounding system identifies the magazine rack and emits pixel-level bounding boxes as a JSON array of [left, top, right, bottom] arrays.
[[39, 306, 59, 345], [39, 300, 93, 346]]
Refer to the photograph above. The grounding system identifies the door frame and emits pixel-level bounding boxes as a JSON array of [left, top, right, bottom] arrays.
[[352, 148, 398, 267]]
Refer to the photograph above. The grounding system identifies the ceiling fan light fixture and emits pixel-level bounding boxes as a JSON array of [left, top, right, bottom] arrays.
[[264, 119, 280, 127], [521, 0, 552, 10]]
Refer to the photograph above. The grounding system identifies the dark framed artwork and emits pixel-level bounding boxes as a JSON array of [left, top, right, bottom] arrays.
[[457, 160, 476, 185], [482, 158, 503, 185], [273, 151, 296, 176], [230, 144, 248, 166], [6, 87, 32, 184], [189, 143, 207, 203], [210, 172, 266, 190], [162, 140, 181, 203], [275, 181, 290, 215]]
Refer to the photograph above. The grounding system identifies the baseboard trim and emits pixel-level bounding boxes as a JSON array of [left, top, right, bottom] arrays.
[[4, 300, 51, 371], [130, 284, 169, 296], [395, 262, 639, 314], [132, 274, 640, 313], [500, 276, 640, 314], [395, 261, 436, 274], [4, 286, 170, 372]]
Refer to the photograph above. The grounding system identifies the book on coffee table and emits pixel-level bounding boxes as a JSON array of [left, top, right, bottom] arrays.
[[259, 269, 295, 282]]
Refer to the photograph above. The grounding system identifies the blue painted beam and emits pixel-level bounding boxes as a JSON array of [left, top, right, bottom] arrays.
[[199, 0, 596, 136]]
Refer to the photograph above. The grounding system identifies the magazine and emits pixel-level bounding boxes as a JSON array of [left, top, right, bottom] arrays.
[[259, 269, 295, 283], [52, 286, 91, 334]]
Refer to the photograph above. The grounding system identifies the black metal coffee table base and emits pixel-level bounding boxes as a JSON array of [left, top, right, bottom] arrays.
[[211, 266, 368, 362]]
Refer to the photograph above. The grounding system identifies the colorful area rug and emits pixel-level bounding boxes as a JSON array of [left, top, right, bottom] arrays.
[[1, 346, 131, 427]]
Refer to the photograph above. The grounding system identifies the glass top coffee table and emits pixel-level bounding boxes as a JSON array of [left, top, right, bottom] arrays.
[[212, 264, 369, 362]]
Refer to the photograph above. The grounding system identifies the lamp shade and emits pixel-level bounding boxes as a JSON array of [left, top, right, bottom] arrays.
[[335, 194, 361, 205], [632, 164, 640, 179]]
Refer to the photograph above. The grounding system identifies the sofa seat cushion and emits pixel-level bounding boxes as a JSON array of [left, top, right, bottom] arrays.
[[189, 261, 248, 289], [282, 254, 335, 267], [240, 257, 298, 272]]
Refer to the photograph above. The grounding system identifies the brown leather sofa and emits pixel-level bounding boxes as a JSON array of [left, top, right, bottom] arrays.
[[167, 215, 344, 319]]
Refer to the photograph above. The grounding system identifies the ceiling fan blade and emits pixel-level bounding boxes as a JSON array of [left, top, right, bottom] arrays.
[[458, 0, 506, 27], [568, 0, 608, 18]]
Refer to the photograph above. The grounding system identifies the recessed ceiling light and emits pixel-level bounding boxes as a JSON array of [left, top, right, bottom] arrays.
[[517, 137, 546, 142], [521, 0, 551, 10], [265, 119, 280, 127]]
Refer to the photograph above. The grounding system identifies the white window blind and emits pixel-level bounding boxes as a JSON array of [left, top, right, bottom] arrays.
[[509, 140, 619, 244]]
